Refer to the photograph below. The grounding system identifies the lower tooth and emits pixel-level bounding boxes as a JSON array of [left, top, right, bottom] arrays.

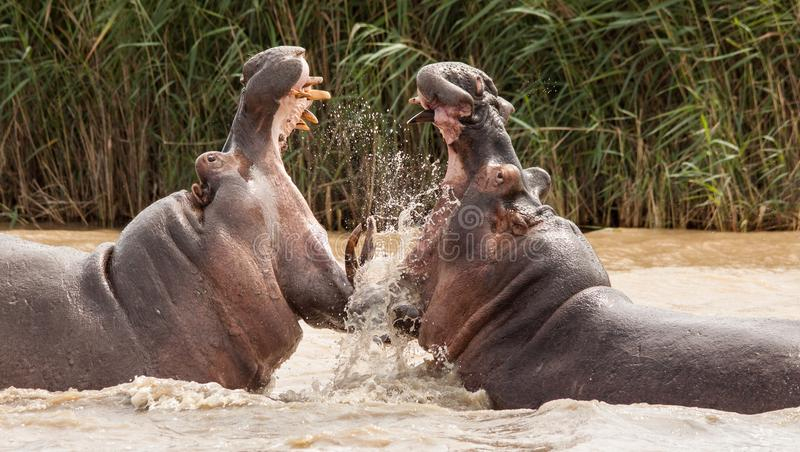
[[301, 110, 319, 124]]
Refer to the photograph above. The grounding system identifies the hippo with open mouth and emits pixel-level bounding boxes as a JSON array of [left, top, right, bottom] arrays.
[[398, 61, 800, 414], [0, 46, 354, 391]]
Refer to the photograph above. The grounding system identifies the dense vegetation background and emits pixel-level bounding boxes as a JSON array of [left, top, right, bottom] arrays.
[[1, 0, 798, 230]]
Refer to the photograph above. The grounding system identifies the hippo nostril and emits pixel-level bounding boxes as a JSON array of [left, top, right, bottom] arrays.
[[207, 154, 217, 163]]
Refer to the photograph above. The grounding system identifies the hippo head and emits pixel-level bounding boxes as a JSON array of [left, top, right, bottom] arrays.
[[408, 62, 520, 198], [213, 47, 351, 332], [223, 46, 329, 166], [394, 62, 556, 343], [401, 62, 548, 280]]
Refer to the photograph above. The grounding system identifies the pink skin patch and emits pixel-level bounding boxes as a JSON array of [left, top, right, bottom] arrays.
[[280, 59, 312, 138], [442, 147, 467, 194], [273, 59, 313, 156], [414, 94, 470, 145], [413, 93, 471, 193], [433, 105, 466, 144]]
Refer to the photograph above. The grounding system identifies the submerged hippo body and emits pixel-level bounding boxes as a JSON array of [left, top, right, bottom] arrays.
[[0, 47, 351, 391], [401, 62, 800, 414], [425, 192, 800, 414], [0, 155, 300, 390]]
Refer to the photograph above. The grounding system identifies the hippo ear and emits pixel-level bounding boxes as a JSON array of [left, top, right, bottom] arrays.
[[191, 183, 210, 207], [524, 167, 551, 201], [495, 96, 515, 124], [417, 69, 474, 117]]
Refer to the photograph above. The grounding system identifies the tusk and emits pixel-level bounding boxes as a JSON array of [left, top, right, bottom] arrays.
[[295, 120, 310, 131], [345, 223, 364, 285], [407, 109, 435, 124], [304, 76, 324, 87], [408, 97, 422, 105], [292, 88, 331, 101], [292, 88, 311, 99], [305, 89, 331, 101], [359, 216, 376, 266], [301, 110, 319, 124]]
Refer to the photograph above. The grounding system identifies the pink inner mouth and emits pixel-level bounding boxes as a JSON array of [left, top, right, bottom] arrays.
[[276, 59, 323, 152], [412, 94, 469, 193], [413, 93, 469, 145]]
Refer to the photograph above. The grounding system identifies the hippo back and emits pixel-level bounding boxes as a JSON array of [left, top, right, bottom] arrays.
[[0, 234, 147, 390]]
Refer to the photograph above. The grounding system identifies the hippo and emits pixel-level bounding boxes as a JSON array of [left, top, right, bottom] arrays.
[[395, 61, 800, 414], [0, 46, 354, 391]]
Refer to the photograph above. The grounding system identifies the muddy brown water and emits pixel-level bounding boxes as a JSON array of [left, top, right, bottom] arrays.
[[1, 227, 799, 451]]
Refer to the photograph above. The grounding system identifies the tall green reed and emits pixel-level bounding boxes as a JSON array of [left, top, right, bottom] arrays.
[[1, 0, 798, 230]]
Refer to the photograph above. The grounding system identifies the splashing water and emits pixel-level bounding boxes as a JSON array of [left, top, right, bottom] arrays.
[[287, 107, 485, 408], [277, 198, 489, 410], [294, 99, 444, 230], [0, 376, 278, 415]]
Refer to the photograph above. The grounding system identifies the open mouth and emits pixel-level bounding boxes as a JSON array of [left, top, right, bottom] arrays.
[[237, 47, 334, 155], [291, 77, 329, 128], [407, 92, 471, 193], [277, 76, 331, 147]]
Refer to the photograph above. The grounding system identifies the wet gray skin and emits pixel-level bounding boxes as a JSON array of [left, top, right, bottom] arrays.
[[0, 46, 352, 391], [399, 61, 800, 414]]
